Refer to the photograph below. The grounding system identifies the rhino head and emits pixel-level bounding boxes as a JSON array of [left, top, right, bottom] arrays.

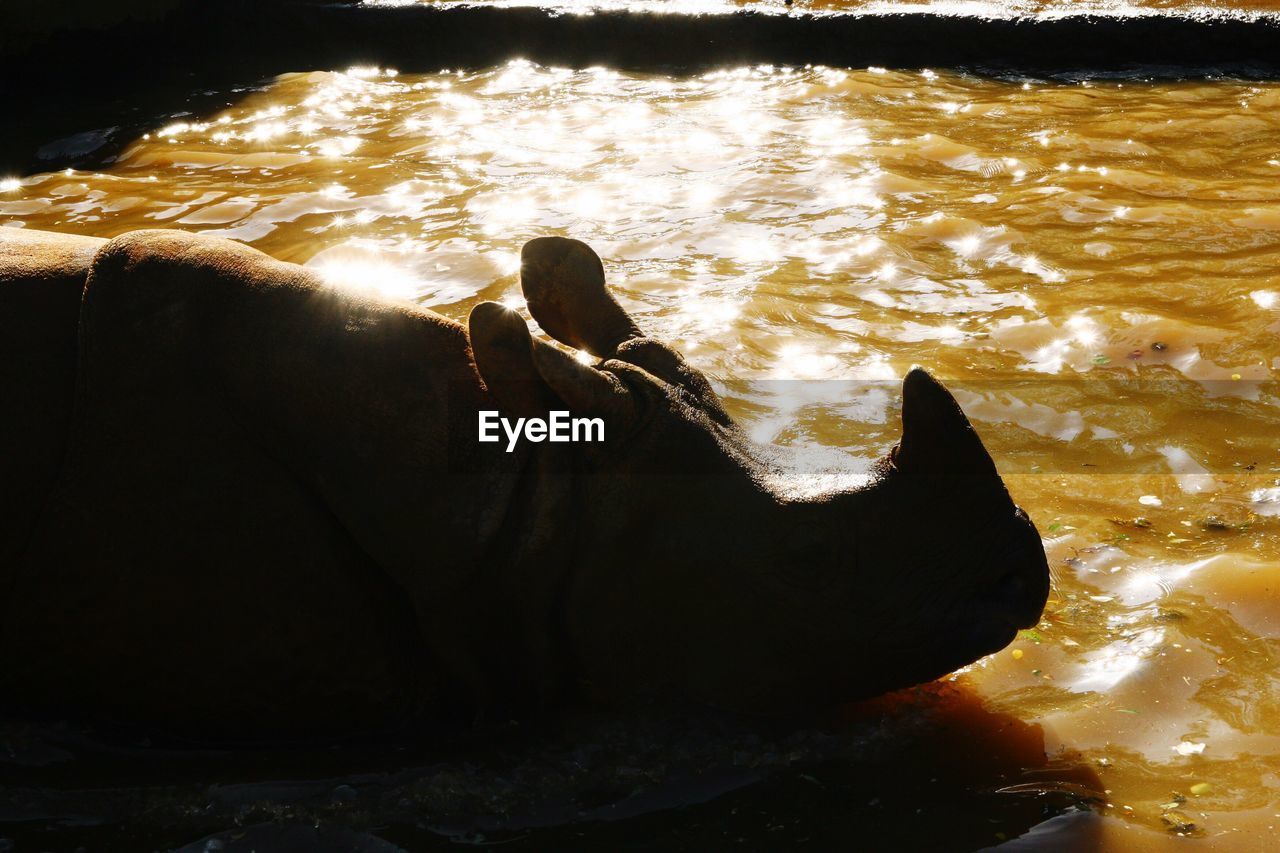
[[468, 237, 1049, 714]]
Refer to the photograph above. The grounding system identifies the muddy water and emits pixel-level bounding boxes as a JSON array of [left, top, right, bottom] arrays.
[[4, 63, 1280, 848]]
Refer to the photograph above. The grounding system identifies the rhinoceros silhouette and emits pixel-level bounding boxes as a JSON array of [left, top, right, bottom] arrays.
[[0, 227, 1048, 740]]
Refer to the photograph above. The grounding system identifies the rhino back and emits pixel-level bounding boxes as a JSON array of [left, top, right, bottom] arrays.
[[0, 229, 454, 738], [0, 228, 103, 571]]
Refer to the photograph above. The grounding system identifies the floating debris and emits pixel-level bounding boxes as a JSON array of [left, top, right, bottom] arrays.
[[1161, 810, 1197, 833]]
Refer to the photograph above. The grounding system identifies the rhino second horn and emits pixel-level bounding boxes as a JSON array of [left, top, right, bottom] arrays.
[[519, 236, 641, 358]]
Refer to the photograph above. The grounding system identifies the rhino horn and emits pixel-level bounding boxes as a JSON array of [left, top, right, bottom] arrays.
[[893, 366, 998, 476], [519, 236, 641, 358]]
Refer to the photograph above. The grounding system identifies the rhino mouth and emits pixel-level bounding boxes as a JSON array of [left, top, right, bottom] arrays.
[[946, 518, 1051, 665], [924, 610, 1024, 684], [972, 565, 1049, 632], [959, 617, 1023, 661]]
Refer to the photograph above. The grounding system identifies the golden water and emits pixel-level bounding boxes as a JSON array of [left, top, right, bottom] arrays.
[[4, 63, 1280, 848]]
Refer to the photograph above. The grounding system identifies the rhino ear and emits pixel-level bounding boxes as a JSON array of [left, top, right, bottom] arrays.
[[520, 236, 641, 358], [893, 367, 997, 476], [468, 302, 560, 418], [530, 341, 638, 427], [469, 300, 638, 427]]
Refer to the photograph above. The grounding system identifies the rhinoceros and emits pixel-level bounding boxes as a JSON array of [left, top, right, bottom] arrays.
[[0, 227, 1049, 740]]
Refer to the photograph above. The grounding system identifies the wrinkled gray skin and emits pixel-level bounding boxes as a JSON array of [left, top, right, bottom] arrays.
[[0, 227, 1048, 740]]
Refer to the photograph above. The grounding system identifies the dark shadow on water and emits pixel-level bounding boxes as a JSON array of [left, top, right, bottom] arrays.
[[0, 682, 1103, 851]]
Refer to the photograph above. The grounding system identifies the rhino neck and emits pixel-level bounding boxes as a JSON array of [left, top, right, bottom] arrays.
[[422, 440, 584, 719], [556, 454, 782, 706], [212, 294, 580, 718], [222, 294, 579, 717]]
